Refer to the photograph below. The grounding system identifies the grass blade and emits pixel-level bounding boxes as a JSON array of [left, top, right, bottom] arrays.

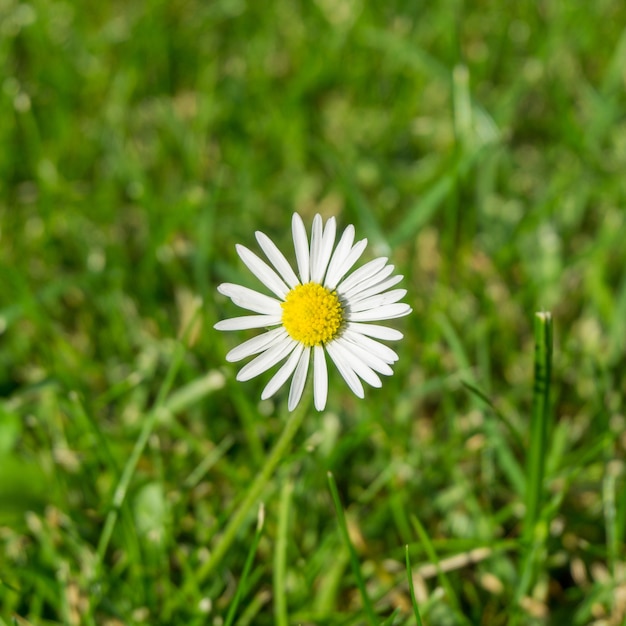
[[273, 479, 293, 626], [513, 312, 554, 614], [409, 514, 472, 626], [524, 311, 553, 540], [327, 471, 378, 626], [95, 303, 202, 564], [603, 465, 618, 580], [380, 607, 401, 625], [189, 390, 311, 589], [223, 503, 265, 626], [388, 150, 482, 248], [183, 435, 234, 489], [405, 545, 424, 626]]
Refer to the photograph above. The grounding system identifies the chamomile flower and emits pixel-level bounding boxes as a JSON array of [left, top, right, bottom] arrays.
[[214, 213, 411, 411]]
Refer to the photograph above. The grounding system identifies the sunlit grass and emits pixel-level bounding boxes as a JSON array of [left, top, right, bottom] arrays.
[[1, 1, 626, 624]]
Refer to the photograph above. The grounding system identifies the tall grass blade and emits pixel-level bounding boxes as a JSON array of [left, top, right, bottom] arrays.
[[189, 390, 310, 589], [410, 514, 472, 626], [327, 471, 378, 626], [273, 479, 293, 626], [603, 467, 618, 580], [96, 303, 202, 565], [514, 312, 553, 614], [380, 608, 401, 625], [524, 311, 553, 540], [405, 545, 424, 626], [224, 504, 265, 626]]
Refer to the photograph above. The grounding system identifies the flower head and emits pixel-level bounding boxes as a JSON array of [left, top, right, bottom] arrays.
[[214, 213, 411, 411]]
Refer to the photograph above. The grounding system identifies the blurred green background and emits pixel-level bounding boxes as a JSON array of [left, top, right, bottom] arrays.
[[1, 0, 626, 624]]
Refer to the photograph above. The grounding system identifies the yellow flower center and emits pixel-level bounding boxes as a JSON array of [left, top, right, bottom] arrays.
[[281, 282, 344, 347]]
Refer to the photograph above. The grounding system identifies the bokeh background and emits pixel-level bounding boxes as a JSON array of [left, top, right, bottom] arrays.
[[1, 1, 626, 624]]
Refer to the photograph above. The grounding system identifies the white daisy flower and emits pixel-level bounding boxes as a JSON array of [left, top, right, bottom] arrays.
[[214, 213, 411, 411]]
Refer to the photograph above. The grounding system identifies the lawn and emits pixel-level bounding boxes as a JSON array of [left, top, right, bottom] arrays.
[[1, 1, 626, 624]]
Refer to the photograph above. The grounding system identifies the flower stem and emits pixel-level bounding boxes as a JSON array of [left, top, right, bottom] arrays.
[[191, 391, 310, 587]]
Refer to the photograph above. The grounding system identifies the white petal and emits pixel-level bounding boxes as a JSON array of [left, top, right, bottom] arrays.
[[337, 257, 388, 295], [348, 289, 407, 313], [348, 303, 412, 322], [237, 336, 297, 381], [342, 329, 399, 363], [226, 328, 286, 362], [343, 262, 394, 294], [346, 322, 403, 341], [325, 341, 364, 398], [255, 231, 300, 288], [331, 340, 382, 388], [334, 336, 393, 376], [326, 239, 368, 290], [236, 244, 289, 299], [311, 216, 336, 284], [342, 265, 395, 298], [346, 274, 404, 303], [313, 345, 328, 411], [292, 213, 310, 283], [218, 283, 282, 315], [324, 224, 355, 289], [309, 214, 323, 283], [214, 315, 282, 331], [261, 343, 304, 400], [288, 347, 311, 411]]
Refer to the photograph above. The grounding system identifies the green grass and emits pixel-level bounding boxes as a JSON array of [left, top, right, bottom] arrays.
[[2, 1, 626, 624]]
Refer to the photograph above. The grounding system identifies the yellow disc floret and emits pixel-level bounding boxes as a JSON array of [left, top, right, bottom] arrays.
[[281, 282, 344, 347]]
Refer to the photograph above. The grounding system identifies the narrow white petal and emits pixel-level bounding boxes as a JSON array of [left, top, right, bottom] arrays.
[[348, 303, 412, 322], [348, 289, 407, 313], [344, 265, 394, 299], [342, 329, 399, 363], [311, 217, 336, 284], [337, 257, 388, 295], [288, 347, 311, 411], [237, 336, 297, 381], [331, 340, 382, 388], [226, 328, 286, 362], [325, 341, 364, 398], [346, 322, 403, 341], [346, 274, 404, 303], [313, 345, 328, 411], [261, 343, 304, 400], [236, 244, 289, 299], [342, 264, 396, 299], [255, 231, 300, 288], [324, 224, 355, 289], [334, 336, 393, 376], [326, 239, 368, 290], [292, 213, 310, 283], [218, 283, 282, 315], [309, 214, 323, 283], [214, 315, 282, 331]]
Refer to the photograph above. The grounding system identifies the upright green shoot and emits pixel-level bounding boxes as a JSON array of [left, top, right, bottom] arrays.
[[327, 471, 378, 626], [188, 390, 311, 590], [514, 312, 554, 614], [405, 545, 424, 626], [273, 479, 293, 626], [223, 504, 265, 626], [524, 311, 553, 540], [95, 304, 202, 566], [410, 514, 472, 626]]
